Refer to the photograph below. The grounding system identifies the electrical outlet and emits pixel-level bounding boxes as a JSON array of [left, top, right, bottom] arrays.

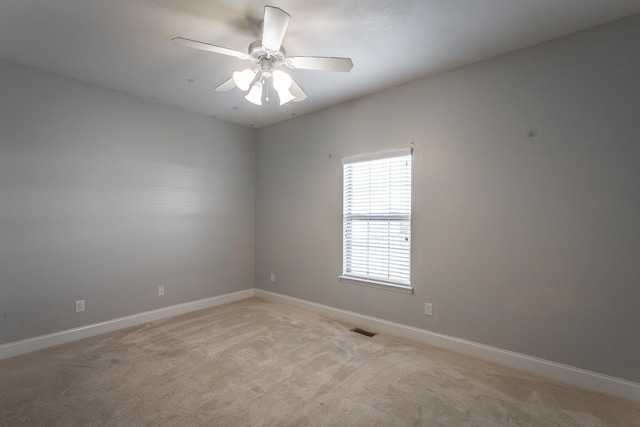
[[75, 300, 85, 313], [270, 273, 276, 283], [424, 303, 433, 316], [158, 286, 165, 296]]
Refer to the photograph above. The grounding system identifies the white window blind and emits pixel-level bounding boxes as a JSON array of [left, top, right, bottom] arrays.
[[341, 149, 412, 289]]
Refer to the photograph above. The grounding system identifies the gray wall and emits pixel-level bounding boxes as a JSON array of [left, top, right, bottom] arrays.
[[0, 59, 255, 344], [255, 15, 640, 383]]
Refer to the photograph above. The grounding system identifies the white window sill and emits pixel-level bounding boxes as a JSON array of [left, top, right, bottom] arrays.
[[339, 276, 414, 294]]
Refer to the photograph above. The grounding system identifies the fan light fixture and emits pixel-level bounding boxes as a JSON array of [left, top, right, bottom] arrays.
[[239, 68, 296, 106], [272, 70, 295, 105], [245, 81, 263, 105], [232, 69, 256, 91], [173, 5, 353, 107]]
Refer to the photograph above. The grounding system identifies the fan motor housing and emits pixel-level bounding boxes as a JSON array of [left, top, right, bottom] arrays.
[[248, 40, 286, 69]]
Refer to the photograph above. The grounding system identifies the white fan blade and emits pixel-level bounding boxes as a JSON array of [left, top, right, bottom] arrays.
[[287, 56, 353, 72], [214, 77, 237, 92], [289, 78, 307, 102], [262, 6, 290, 53], [173, 37, 249, 60]]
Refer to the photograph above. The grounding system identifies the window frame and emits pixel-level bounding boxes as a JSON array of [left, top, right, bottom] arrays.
[[339, 148, 413, 294]]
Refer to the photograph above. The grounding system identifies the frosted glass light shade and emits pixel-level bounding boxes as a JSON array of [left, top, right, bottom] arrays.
[[233, 69, 255, 91], [277, 88, 295, 105], [272, 70, 292, 91], [245, 82, 263, 105]]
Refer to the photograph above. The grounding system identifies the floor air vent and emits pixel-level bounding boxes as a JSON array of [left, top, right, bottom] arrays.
[[351, 327, 377, 337]]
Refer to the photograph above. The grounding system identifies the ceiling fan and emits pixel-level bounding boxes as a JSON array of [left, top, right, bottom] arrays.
[[173, 5, 353, 106]]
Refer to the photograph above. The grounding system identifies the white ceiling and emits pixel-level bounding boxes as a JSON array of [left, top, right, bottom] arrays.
[[1, 1, 639, 128]]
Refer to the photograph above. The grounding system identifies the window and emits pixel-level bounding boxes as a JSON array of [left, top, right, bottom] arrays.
[[340, 148, 412, 293]]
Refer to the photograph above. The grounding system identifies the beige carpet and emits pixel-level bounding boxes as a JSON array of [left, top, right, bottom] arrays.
[[1, 297, 638, 426]]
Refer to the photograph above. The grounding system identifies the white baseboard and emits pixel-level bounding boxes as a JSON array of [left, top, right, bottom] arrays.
[[0, 288, 255, 361], [254, 289, 640, 402], [3, 287, 638, 402]]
